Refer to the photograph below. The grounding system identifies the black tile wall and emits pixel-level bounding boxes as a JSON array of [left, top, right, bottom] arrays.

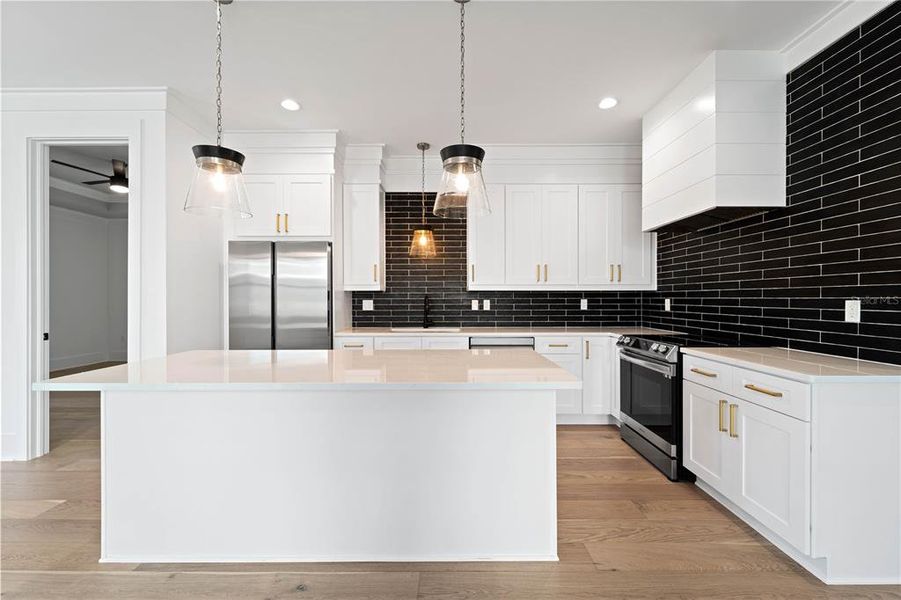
[[351, 193, 643, 328], [642, 1, 901, 365]]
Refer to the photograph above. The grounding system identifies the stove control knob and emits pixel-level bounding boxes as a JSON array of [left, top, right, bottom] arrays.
[[624, 337, 632, 344], [650, 343, 659, 351], [658, 345, 669, 353]]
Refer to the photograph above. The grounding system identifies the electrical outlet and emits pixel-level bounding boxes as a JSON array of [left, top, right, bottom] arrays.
[[580, 298, 588, 310], [362, 299, 374, 311], [483, 299, 491, 310], [664, 298, 672, 312], [471, 299, 479, 311], [845, 299, 861, 323]]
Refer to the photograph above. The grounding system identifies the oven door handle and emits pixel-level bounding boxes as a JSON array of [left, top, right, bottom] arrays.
[[620, 352, 676, 379]]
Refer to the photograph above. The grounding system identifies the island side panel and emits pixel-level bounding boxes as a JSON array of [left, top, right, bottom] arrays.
[[101, 388, 557, 562]]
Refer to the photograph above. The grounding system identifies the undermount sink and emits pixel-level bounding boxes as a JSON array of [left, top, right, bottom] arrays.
[[389, 327, 462, 333]]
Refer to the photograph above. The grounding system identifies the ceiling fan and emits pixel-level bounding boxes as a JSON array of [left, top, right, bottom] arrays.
[[51, 159, 129, 194]]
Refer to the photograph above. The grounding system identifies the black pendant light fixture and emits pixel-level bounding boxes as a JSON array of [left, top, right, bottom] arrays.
[[433, 0, 490, 220], [184, 0, 251, 218], [410, 142, 438, 258]]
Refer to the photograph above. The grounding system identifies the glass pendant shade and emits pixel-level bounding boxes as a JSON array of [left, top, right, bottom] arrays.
[[434, 144, 490, 219], [409, 226, 437, 258], [184, 145, 252, 218]]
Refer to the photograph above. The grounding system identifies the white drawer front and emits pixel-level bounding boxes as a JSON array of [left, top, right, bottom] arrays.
[[536, 336, 580, 354], [374, 336, 423, 350], [422, 337, 470, 350], [683, 355, 732, 393], [733, 367, 810, 422], [336, 337, 373, 351]]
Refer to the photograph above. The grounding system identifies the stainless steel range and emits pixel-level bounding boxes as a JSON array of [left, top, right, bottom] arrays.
[[616, 335, 693, 481]]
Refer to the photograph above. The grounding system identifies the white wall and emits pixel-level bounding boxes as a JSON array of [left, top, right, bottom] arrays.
[[48, 206, 127, 370]]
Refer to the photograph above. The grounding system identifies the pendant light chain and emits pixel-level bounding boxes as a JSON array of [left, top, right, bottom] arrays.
[[215, 0, 224, 146], [421, 146, 427, 225], [459, 0, 466, 144]]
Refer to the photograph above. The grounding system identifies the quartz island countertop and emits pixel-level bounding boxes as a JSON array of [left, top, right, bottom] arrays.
[[34, 349, 582, 392]]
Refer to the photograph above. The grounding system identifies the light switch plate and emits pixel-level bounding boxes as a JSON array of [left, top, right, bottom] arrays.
[[665, 298, 672, 312], [580, 298, 588, 310], [362, 299, 374, 311], [483, 299, 491, 310], [845, 299, 861, 323], [471, 300, 479, 311]]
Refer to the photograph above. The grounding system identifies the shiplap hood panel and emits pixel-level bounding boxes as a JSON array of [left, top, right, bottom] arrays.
[[641, 51, 786, 232]]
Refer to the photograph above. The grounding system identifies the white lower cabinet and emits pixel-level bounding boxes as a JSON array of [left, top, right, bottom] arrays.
[[373, 337, 422, 350], [540, 352, 583, 414], [421, 337, 469, 350], [683, 381, 736, 494], [582, 336, 615, 416], [336, 337, 374, 351]]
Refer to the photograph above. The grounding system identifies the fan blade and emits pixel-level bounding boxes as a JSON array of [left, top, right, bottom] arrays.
[[51, 159, 109, 178], [82, 180, 109, 185], [112, 159, 127, 178]]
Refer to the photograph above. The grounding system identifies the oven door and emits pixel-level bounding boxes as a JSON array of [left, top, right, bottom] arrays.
[[619, 350, 677, 456]]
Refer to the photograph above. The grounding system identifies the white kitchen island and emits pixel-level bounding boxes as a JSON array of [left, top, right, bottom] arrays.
[[35, 349, 579, 564]]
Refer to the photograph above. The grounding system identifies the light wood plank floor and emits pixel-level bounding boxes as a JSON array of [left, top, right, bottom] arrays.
[[2, 392, 899, 599]]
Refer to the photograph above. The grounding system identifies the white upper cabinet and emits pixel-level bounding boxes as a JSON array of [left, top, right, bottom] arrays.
[[233, 174, 332, 238], [540, 186, 579, 285], [579, 185, 654, 287], [237, 176, 282, 237], [343, 183, 385, 291], [641, 51, 786, 231], [504, 185, 544, 285], [467, 184, 505, 287]]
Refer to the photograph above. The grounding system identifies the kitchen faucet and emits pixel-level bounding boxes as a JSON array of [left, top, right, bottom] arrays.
[[422, 294, 434, 329]]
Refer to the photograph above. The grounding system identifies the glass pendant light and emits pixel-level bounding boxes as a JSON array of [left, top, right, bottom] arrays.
[[410, 142, 438, 258], [434, 0, 490, 220], [184, 0, 251, 218]]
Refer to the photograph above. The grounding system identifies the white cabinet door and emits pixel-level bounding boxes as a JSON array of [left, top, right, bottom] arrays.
[[618, 187, 653, 286], [734, 399, 811, 553], [235, 175, 281, 237], [373, 337, 423, 350], [283, 175, 331, 237], [336, 337, 374, 351], [582, 336, 612, 415], [468, 184, 505, 287], [683, 381, 735, 496], [541, 185, 579, 285], [542, 352, 582, 415], [578, 186, 617, 285], [422, 337, 470, 350], [505, 185, 543, 285], [343, 184, 384, 291]]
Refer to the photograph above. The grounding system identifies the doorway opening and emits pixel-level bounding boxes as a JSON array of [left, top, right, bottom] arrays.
[[46, 144, 128, 448]]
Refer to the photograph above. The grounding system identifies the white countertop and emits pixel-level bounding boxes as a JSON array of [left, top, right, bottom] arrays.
[[336, 326, 681, 338], [682, 347, 901, 383], [34, 349, 582, 392]]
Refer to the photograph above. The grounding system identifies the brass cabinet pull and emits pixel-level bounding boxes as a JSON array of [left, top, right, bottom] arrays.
[[690, 367, 718, 378], [618, 264, 622, 282], [729, 403, 738, 438], [276, 213, 282, 233], [609, 264, 614, 282], [343, 344, 364, 348], [373, 264, 378, 282], [585, 340, 590, 360], [744, 383, 783, 398], [536, 264, 541, 282], [544, 264, 548, 282], [471, 264, 475, 282], [284, 213, 289, 233], [548, 344, 570, 348], [718, 400, 728, 432]]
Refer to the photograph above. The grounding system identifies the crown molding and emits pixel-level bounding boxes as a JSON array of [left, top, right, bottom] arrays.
[[0, 87, 169, 112]]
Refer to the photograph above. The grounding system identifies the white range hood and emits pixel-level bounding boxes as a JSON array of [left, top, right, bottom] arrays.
[[641, 51, 786, 232]]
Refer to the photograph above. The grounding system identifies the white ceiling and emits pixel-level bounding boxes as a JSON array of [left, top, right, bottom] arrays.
[[49, 145, 129, 202], [2, 1, 841, 155]]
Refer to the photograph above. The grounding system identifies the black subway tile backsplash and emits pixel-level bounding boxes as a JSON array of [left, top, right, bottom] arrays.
[[353, 3, 901, 364]]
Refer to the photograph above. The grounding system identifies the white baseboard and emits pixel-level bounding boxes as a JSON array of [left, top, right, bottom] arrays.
[[101, 553, 559, 564], [50, 352, 107, 372], [556, 414, 619, 425]]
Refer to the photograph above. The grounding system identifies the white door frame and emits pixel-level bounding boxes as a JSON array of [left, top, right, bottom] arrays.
[[28, 137, 141, 457]]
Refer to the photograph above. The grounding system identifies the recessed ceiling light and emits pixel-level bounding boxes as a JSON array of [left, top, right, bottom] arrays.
[[598, 97, 618, 110], [280, 99, 301, 111]]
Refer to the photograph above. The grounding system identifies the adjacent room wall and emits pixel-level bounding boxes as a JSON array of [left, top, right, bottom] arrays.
[[351, 193, 643, 328], [643, 2, 901, 365], [49, 205, 127, 370]]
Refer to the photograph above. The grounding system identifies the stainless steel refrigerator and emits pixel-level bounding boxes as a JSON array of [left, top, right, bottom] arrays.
[[228, 241, 332, 350]]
